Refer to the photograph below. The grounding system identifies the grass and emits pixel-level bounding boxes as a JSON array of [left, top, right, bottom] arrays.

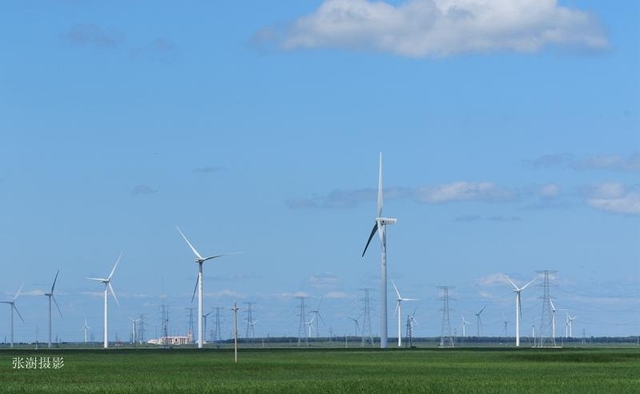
[[1, 347, 639, 393]]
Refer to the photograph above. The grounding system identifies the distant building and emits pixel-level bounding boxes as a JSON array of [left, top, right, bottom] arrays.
[[147, 333, 193, 346]]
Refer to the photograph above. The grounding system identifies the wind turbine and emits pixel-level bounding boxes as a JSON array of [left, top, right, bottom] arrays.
[[348, 317, 360, 337], [177, 226, 237, 349], [1, 285, 24, 348], [44, 270, 62, 348], [81, 319, 91, 344], [128, 316, 140, 344], [306, 315, 316, 338], [87, 253, 122, 349], [475, 306, 487, 337], [461, 314, 470, 338], [505, 275, 536, 347], [392, 280, 418, 347], [361, 152, 397, 349], [566, 313, 577, 338], [310, 298, 326, 338], [550, 299, 557, 340]]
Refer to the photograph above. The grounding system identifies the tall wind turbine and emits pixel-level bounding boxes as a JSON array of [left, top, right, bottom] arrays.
[[177, 226, 236, 349], [392, 280, 418, 347], [81, 319, 91, 344], [87, 253, 122, 349], [550, 299, 557, 340], [310, 298, 326, 338], [566, 313, 577, 338], [1, 285, 24, 348], [461, 314, 471, 338], [505, 275, 536, 347], [44, 270, 62, 348], [475, 306, 487, 337], [361, 152, 397, 349]]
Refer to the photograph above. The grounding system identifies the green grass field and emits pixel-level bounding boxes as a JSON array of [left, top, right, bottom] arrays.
[[2, 347, 639, 393]]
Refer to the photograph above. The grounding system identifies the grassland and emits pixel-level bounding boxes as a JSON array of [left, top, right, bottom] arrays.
[[1, 347, 639, 393]]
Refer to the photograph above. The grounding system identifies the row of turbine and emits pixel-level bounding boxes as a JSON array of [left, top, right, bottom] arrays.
[[1, 226, 237, 349]]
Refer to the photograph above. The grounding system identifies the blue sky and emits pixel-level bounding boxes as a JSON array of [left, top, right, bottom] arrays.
[[0, 1, 638, 345]]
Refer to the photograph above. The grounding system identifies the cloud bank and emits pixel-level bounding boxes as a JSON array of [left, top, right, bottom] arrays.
[[257, 0, 607, 57]]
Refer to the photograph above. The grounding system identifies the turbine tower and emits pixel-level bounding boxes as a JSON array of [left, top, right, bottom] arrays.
[[177, 226, 237, 349], [361, 152, 397, 349], [87, 253, 122, 349], [505, 275, 536, 347], [44, 270, 63, 348], [461, 314, 470, 338], [566, 313, 577, 338], [475, 305, 487, 337], [1, 285, 24, 348], [392, 280, 418, 347], [81, 319, 91, 344]]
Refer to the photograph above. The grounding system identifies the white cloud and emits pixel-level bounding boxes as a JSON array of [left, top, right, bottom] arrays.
[[587, 192, 640, 215], [414, 181, 514, 203], [263, 0, 607, 57], [539, 183, 560, 197], [573, 153, 640, 172]]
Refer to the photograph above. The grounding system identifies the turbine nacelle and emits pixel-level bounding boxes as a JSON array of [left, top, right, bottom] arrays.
[[377, 217, 397, 225]]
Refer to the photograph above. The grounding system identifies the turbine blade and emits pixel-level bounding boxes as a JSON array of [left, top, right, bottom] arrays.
[[51, 270, 60, 293], [202, 252, 242, 262], [504, 275, 518, 290], [87, 277, 107, 282], [362, 223, 378, 257], [392, 280, 401, 299], [393, 301, 399, 317], [176, 226, 204, 260], [108, 282, 120, 309], [377, 152, 383, 217], [108, 253, 122, 280], [14, 304, 25, 323], [13, 284, 24, 301], [191, 277, 198, 304], [521, 278, 536, 291], [52, 295, 63, 318]]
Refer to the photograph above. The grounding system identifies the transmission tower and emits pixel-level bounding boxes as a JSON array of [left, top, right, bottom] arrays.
[[160, 304, 169, 347], [536, 270, 557, 347], [361, 288, 375, 347], [438, 286, 455, 348], [405, 314, 413, 348], [245, 302, 256, 339], [296, 296, 308, 347], [212, 307, 223, 344], [137, 314, 146, 344], [185, 307, 196, 344]]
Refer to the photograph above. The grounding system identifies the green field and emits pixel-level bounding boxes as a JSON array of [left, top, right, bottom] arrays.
[[2, 347, 639, 393]]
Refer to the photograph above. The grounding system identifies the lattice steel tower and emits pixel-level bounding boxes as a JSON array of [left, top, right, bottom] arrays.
[[536, 270, 557, 347], [244, 302, 256, 339], [296, 296, 308, 347], [438, 286, 455, 348], [361, 288, 375, 346]]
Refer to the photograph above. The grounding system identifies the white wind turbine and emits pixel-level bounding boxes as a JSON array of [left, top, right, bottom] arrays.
[[310, 298, 326, 338], [177, 226, 237, 349], [505, 275, 536, 347], [461, 314, 471, 338], [550, 299, 557, 340], [361, 152, 397, 349], [392, 280, 418, 347], [566, 313, 577, 338], [81, 319, 91, 344], [348, 317, 360, 337], [44, 270, 62, 348], [87, 253, 122, 349], [128, 316, 140, 344], [475, 305, 487, 337], [1, 285, 24, 348]]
